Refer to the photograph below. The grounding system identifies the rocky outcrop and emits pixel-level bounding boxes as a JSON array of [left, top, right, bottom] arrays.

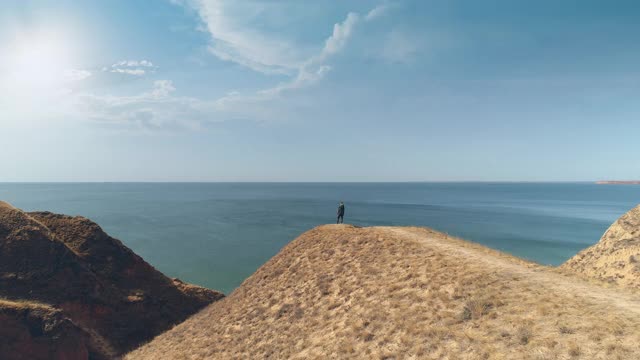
[[0, 299, 97, 360], [562, 204, 640, 289], [0, 201, 224, 359]]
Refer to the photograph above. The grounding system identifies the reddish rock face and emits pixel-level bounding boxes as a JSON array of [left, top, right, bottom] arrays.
[[0, 302, 91, 360], [0, 201, 224, 359]]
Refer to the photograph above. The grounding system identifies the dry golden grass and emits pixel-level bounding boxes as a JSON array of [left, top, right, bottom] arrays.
[[127, 225, 640, 360], [561, 204, 640, 289], [0, 298, 57, 312]]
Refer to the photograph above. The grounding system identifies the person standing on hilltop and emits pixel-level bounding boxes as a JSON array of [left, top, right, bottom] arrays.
[[337, 201, 345, 224]]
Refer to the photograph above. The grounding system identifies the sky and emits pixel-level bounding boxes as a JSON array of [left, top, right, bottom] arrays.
[[1, 0, 639, 182]]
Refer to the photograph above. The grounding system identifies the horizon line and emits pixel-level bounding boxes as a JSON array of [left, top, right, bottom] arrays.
[[0, 180, 607, 184]]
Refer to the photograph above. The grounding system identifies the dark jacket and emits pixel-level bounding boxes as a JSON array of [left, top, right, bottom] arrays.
[[337, 204, 345, 216]]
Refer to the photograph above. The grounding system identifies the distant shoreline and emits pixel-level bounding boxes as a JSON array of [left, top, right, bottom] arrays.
[[596, 180, 640, 185]]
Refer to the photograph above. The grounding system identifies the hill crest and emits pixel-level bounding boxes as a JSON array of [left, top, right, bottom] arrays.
[[129, 224, 640, 359], [562, 204, 640, 288]]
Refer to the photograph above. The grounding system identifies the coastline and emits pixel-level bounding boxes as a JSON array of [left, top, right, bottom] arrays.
[[596, 181, 640, 185]]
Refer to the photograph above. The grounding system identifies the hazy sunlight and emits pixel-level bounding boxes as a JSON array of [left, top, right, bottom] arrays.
[[1, 29, 76, 100]]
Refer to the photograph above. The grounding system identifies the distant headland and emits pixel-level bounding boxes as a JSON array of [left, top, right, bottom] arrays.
[[596, 180, 640, 185]]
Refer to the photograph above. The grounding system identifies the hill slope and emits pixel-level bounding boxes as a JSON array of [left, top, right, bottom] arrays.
[[0, 299, 96, 360], [0, 201, 224, 359], [128, 225, 640, 359], [562, 205, 640, 288]]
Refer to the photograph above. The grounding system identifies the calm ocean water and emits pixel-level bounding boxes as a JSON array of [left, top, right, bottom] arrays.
[[1, 182, 639, 294]]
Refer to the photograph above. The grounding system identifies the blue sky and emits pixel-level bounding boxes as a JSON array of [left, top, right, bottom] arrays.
[[1, 0, 639, 181]]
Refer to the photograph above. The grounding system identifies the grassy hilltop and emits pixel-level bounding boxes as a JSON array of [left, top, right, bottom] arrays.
[[128, 224, 640, 359]]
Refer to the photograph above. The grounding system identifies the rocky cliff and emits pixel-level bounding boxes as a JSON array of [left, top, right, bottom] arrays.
[[0, 201, 224, 359], [0, 299, 115, 360], [562, 204, 640, 289]]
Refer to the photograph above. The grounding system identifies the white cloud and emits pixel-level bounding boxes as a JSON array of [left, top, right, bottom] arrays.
[[113, 60, 155, 68], [318, 13, 360, 60], [76, 80, 209, 130], [365, 3, 391, 21], [109, 59, 157, 76], [211, 4, 388, 106], [181, 0, 306, 74], [179, 1, 387, 78], [150, 80, 176, 98], [256, 11, 362, 98], [71, 3, 391, 130], [111, 68, 147, 76]]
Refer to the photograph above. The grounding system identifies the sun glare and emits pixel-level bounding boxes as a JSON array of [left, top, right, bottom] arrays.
[[1, 29, 75, 97]]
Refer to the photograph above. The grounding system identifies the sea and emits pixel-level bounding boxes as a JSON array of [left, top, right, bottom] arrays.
[[1, 182, 639, 294]]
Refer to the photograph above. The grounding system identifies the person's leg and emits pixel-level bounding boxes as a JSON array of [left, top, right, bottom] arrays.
[[337, 215, 340, 224]]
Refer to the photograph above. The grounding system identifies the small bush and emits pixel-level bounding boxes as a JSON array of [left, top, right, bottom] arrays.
[[461, 299, 492, 321]]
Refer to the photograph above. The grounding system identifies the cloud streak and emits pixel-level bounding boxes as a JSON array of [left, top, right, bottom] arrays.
[[72, 3, 392, 130], [107, 59, 157, 76], [203, 4, 390, 112], [77, 80, 211, 130], [177, 0, 306, 74]]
